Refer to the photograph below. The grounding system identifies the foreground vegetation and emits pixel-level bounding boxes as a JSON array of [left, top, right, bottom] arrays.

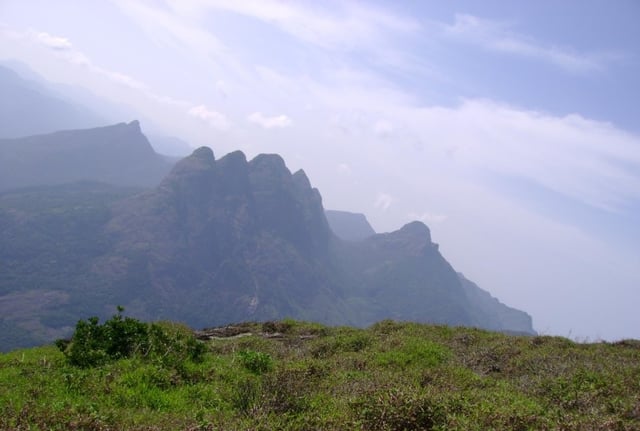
[[1, 313, 639, 430]]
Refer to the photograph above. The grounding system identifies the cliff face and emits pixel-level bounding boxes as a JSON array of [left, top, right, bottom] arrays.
[[98, 147, 345, 327], [97, 148, 534, 333]]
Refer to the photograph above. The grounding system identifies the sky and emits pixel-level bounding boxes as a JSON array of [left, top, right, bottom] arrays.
[[1, 0, 639, 340]]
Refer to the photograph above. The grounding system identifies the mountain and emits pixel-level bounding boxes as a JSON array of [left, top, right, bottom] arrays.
[[0, 121, 174, 191], [325, 209, 376, 240], [0, 65, 104, 138], [95, 147, 349, 327], [0, 143, 534, 351], [326, 212, 533, 334]]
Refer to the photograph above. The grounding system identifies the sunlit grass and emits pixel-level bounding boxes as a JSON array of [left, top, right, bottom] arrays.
[[1, 320, 639, 430]]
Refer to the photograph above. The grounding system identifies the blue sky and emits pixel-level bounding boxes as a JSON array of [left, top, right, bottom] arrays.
[[1, 0, 639, 340]]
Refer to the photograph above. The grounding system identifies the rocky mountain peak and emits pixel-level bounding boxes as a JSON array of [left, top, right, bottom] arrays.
[[125, 119, 141, 133], [190, 145, 215, 162], [217, 150, 246, 168], [161, 146, 216, 188], [292, 169, 311, 189], [250, 153, 287, 171], [397, 221, 432, 242], [366, 221, 434, 256]]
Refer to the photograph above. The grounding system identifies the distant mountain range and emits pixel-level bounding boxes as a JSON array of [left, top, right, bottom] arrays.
[[0, 65, 104, 138], [0, 63, 191, 156], [0, 120, 534, 351], [0, 121, 174, 191]]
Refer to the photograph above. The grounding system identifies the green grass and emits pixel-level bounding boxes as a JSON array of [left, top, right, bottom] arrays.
[[1, 320, 639, 430]]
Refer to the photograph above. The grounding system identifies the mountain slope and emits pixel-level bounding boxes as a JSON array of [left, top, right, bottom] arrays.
[[331, 222, 473, 327], [0, 181, 141, 349], [458, 273, 534, 335], [0, 121, 174, 191], [326, 210, 534, 334]]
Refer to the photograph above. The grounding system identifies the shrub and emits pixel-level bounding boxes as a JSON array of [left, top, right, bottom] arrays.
[[237, 350, 274, 375], [56, 308, 205, 368]]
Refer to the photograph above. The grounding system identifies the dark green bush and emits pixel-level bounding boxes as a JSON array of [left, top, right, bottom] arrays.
[[56, 308, 205, 368]]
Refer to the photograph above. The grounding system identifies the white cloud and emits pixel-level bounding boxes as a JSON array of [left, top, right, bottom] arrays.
[[444, 14, 605, 73], [248, 112, 292, 129], [20, 28, 149, 90], [408, 211, 447, 225], [115, 0, 227, 55], [176, 0, 419, 52], [312, 79, 640, 213], [188, 105, 230, 130], [374, 193, 393, 211], [418, 99, 640, 212], [35, 31, 72, 50]]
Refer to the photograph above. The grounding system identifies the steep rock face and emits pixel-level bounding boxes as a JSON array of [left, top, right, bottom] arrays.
[[325, 210, 376, 241], [0, 121, 173, 191], [99, 147, 345, 327], [248, 154, 330, 258]]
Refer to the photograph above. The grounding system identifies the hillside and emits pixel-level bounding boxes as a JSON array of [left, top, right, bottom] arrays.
[[0, 318, 638, 430]]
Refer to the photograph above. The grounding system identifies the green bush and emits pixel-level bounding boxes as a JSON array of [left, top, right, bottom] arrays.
[[56, 308, 205, 368], [237, 350, 274, 375]]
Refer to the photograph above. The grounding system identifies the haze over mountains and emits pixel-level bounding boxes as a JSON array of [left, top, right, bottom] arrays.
[[0, 64, 104, 138], [0, 93, 534, 350], [0, 63, 533, 350], [0, 121, 173, 191], [0, 63, 190, 156]]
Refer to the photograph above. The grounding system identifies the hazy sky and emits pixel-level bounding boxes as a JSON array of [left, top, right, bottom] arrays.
[[1, 0, 639, 340]]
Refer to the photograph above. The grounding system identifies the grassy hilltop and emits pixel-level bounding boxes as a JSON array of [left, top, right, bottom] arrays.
[[1, 314, 639, 430]]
